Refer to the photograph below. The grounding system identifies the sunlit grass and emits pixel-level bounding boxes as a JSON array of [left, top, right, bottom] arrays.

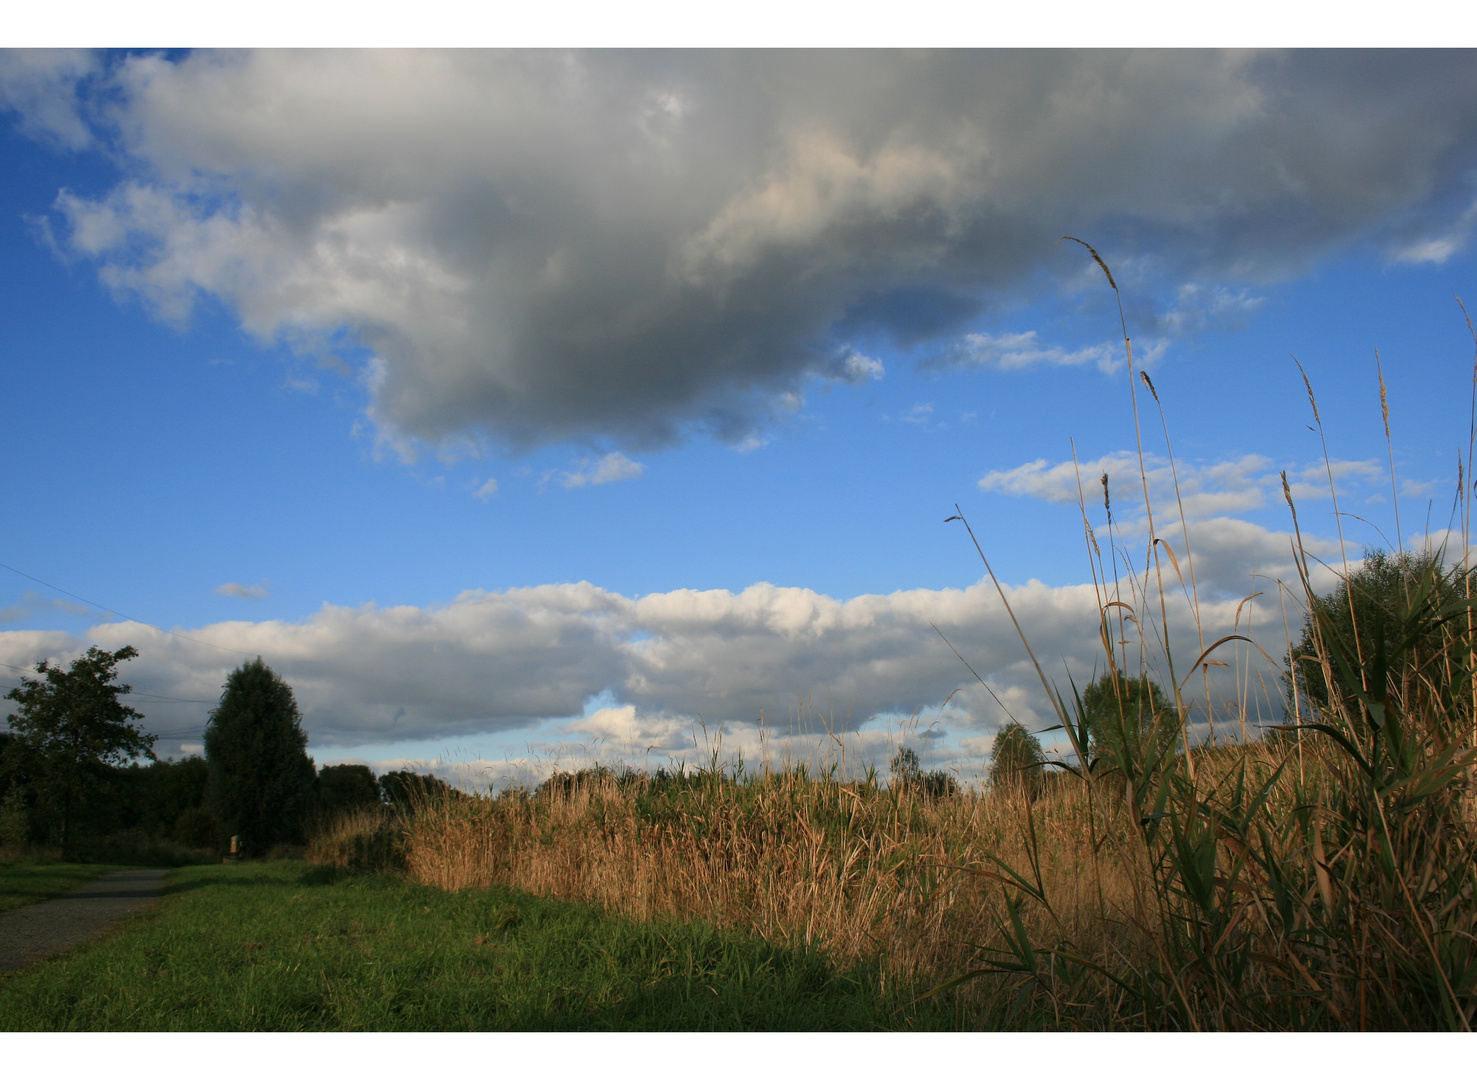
[[0, 860, 955, 1031]]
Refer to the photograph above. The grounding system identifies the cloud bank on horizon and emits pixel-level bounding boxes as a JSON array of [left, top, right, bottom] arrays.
[[0, 506, 1346, 762], [3, 49, 1476, 457]]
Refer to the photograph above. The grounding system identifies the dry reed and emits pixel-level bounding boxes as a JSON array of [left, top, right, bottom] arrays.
[[310, 251, 1477, 1030]]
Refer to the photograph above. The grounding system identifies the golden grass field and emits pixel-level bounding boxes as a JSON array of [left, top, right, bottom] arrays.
[[313, 252, 1477, 1030]]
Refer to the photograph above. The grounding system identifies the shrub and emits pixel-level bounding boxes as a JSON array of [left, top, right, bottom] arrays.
[[307, 806, 407, 874]]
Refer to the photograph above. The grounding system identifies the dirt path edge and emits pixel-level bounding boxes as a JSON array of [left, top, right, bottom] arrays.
[[0, 867, 171, 974]]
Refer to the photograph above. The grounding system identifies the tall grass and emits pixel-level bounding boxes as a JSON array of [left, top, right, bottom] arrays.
[[312, 251, 1477, 1029]]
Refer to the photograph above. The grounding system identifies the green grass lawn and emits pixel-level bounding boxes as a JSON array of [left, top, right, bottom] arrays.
[[0, 861, 960, 1031], [0, 860, 130, 914]]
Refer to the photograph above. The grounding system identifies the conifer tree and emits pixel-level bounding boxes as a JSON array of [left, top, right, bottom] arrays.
[[205, 658, 315, 853]]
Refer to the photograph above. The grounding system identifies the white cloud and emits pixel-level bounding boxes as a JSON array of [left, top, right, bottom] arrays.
[[556, 451, 644, 489], [216, 582, 269, 600], [472, 477, 499, 500], [8, 51, 1477, 451], [828, 347, 885, 385], [980, 451, 1275, 519], [0, 49, 96, 150], [981, 451, 1389, 526], [0, 556, 1316, 757], [0, 590, 90, 623], [942, 331, 1120, 373], [1391, 198, 1477, 265], [901, 402, 934, 425], [1152, 282, 1266, 337]]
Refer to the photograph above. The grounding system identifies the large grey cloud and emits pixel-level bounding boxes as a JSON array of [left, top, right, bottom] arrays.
[[6, 49, 1477, 452]]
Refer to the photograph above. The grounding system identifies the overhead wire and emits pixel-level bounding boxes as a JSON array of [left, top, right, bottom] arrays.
[[0, 558, 258, 660]]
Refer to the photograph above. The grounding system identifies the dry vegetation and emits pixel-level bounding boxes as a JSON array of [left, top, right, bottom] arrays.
[[311, 250, 1477, 1030]]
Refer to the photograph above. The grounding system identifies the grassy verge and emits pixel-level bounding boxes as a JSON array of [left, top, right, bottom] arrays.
[[0, 860, 958, 1031], [0, 860, 130, 914]]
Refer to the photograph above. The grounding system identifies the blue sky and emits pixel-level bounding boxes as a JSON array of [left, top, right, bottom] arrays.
[[2, 49, 1476, 787]]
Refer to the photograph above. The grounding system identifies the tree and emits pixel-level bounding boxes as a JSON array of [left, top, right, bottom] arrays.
[[988, 720, 1046, 799], [2, 645, 155, 852], [204, 658, 316, 853], [318, 763, 380, 816], [1077, 668, 1171, 766], [1286, 548, 1472, 730], [889, 746, 922, 785], [122, 755, 218, 847], [379, 769, 455, 811], [888, 746, 959, 799]]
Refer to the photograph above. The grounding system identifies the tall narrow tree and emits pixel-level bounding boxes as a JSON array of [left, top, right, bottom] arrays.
[[205, 658, 316, 853]]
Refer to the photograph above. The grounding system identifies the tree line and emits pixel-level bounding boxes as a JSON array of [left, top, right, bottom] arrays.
[[1, 650, 445, 860]]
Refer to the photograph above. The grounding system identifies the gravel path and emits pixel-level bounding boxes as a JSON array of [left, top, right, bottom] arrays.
[[0, 867, 170, 974]]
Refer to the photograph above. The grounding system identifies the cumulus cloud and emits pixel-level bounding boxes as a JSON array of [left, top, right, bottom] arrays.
[[981, 450, 1385, 523], [1392, 198, 1477, 265], [0, 565, 1304, 758], [554, 451, 644, 488], [6, 50, 1477, 452], [0, 49, 95, 150], [934, 330, 1118, 373], [825, 347, 885, 385], [216, 581, 269, 600]]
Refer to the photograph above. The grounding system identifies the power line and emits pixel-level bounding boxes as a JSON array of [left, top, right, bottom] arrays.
[[0, 559, 255, 660]]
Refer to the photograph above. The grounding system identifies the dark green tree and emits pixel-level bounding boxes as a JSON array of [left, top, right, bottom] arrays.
[[889, 746, 922, 785], [1286, 548, 1474, 730], [379, 769, 455, 811], [120, 755, 220, 848], [318, 763, 381, 816], [204, 658, 316, 853], [888, 745, 958, 798], [1077, 668, 1170, 765], [988, 720, 1046, 799], [2, 645, 155, 852]]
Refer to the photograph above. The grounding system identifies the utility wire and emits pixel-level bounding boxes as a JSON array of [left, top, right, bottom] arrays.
[[0, 559, 255, 660]]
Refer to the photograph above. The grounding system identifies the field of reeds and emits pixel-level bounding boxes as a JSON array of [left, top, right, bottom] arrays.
[[312, 248, 1477, 1031]]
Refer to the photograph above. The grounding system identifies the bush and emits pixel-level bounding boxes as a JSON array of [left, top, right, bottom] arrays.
[[171, 805, 224, 851], [307, 806, 407, 874]]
